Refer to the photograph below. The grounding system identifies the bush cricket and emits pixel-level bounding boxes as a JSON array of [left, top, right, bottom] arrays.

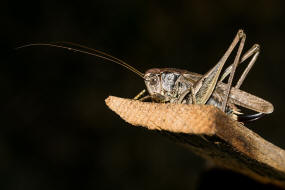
[[17, 29, 274, 122]]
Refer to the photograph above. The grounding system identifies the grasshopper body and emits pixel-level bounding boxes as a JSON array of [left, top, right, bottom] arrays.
[[17, 30, 274, 122], [144, 68, 273, 121]]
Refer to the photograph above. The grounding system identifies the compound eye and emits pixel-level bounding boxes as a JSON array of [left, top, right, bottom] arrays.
[[149, 77, 158, 85], [145, 74, 159, 86]]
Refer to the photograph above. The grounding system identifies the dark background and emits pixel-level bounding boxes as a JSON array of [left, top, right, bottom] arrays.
[[1, 0, 285, 189]]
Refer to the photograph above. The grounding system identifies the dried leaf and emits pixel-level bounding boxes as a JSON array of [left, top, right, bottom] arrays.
[[105, 96, 285, 187]]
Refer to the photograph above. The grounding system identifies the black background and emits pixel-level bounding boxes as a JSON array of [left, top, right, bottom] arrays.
[[2, 0, 285, 189]]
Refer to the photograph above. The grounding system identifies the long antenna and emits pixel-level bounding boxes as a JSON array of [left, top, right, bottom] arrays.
[[16, 42, 145, 78]]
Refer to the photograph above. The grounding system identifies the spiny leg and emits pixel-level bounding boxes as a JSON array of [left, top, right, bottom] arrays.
[[178, 86, 196, 104], [139, 95, 152, 101], [235, 44, 260, 89], [133, 89, 146, 100], [193, 30, 245, 105], [221, 32, 246, 112], [219, 44, 260, 89], [219, 44, 264, 121], [178, 90, 190, 103], [133, 89, 153, 102]]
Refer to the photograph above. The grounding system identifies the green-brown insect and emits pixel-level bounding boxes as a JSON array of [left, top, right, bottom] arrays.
[[17, 30, 274, 122]]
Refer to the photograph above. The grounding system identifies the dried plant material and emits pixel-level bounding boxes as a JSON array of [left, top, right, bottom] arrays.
[[105, 96, 285, 188], [106, 96, 221, 134]]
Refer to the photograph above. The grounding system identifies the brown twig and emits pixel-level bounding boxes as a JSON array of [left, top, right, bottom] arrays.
[[105, 96, 285, 188]]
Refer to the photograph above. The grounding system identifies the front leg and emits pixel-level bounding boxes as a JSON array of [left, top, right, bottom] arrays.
[[178, 86, 197, 104], [139, 95, 152, 102], [133, 89, 153, 102], [133, 89, 146, 100]]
